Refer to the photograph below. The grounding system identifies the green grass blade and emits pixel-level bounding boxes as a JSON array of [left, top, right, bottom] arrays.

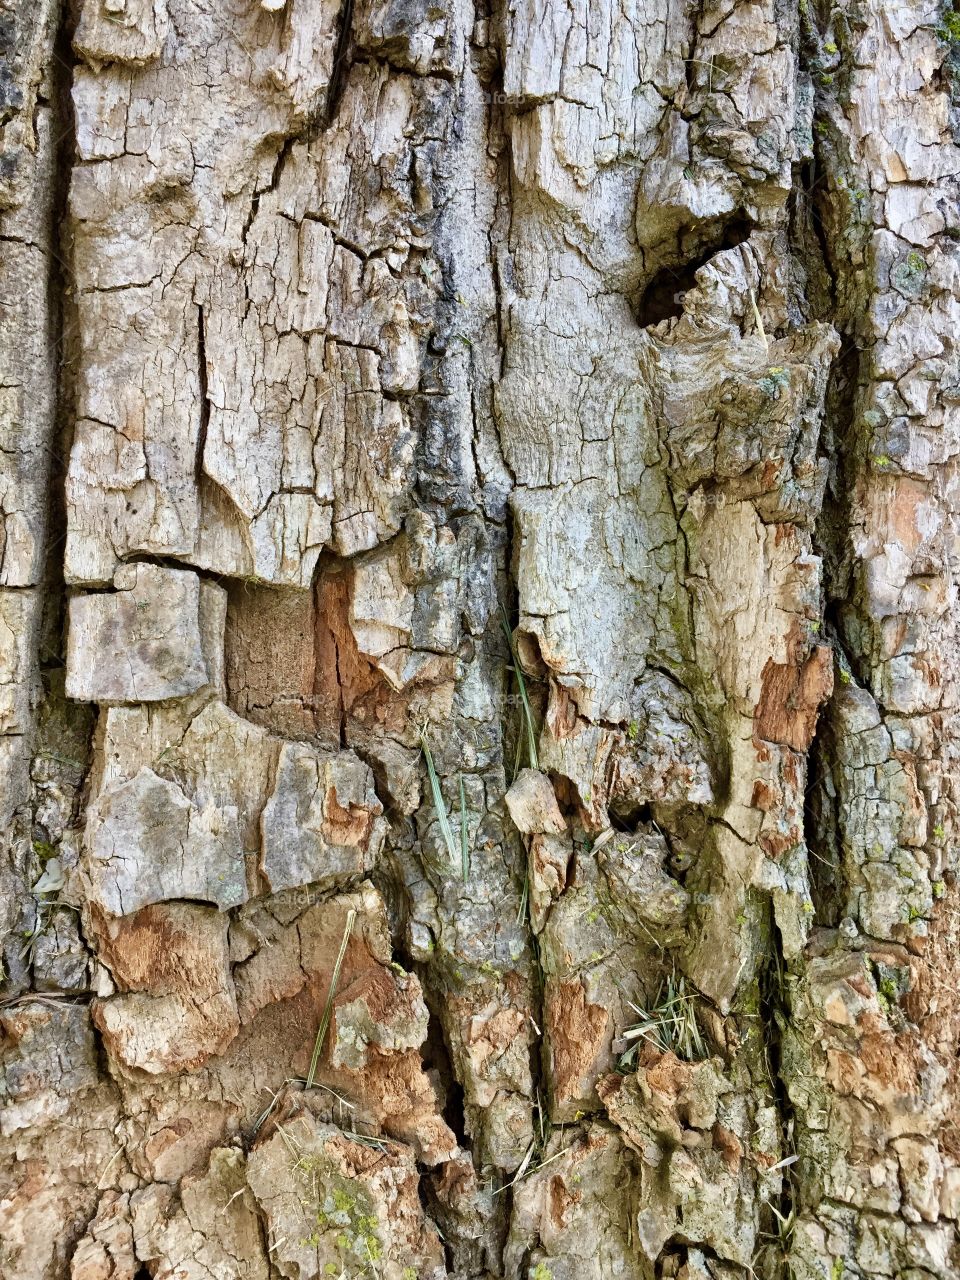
[[511, 718, 523, 782], [420, 726, 459, 867], [500, 608, 538, 770], [515, 663, 539, 772], [306, 907, 356, 1089], [516, 872, 529, 925]]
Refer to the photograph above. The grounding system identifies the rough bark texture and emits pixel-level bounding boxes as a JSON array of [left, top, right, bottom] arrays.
[[1, 0, 960, 1276]]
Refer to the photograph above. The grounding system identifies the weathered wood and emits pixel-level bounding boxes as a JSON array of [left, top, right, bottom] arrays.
[[2, 0, 960, 1276]]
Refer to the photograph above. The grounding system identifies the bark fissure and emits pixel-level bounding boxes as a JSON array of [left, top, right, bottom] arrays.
[[3, 0, 960, 1277], [325, 0, 356, 127]]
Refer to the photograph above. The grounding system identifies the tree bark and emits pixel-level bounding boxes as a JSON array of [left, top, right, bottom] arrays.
[[2, 0, 959, 1276]]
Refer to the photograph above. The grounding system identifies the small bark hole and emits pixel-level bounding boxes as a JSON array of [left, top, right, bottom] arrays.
[[633, 215, 754, 327], [420, 1010, 466, 1145], [608, 799, 653, 832]]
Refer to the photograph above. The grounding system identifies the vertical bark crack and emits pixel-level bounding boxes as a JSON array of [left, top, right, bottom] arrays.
[[325, 0, 355, 127]]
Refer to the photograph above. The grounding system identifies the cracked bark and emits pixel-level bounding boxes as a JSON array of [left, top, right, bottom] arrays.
[[2, 0, 960, 1277]]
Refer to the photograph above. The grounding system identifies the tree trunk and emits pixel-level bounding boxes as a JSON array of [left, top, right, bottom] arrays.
[[2, 0, 959, 1276]]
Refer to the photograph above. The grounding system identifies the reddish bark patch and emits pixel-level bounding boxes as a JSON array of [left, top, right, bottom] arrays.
[[754, 643, 833, 752], [882, 476, 928, 554], [902, 887, 960, 1159], [323, 1048, 457, 1166], [774, 520, 797, 548], [643, 1048, 694, 1098], [322, 784, 375, 846], [313, 567, 391, 743], [546, 980, 608, 1106], [313, 562, 456, 752], [333, 964, 400, 1026], [596, 1073, 624, 1106], [546, 683, 580, 741], [782, 749, 801, 789], [759, 828, 801, 860], [751, 779, 777, 811], [89, 903, 238, 1072], [712, 1122, 742, 1172], [90, 903, 218, 994], [548, 1172, 582, 1228]]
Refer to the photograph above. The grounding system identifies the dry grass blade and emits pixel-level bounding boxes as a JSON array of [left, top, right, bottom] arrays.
[[306, 907, 356, 1089], [493, 1143, 573, 1196], [534, 1089, 548, 1147], [500, 607, 538, 770], [493, 1141, 534, 1196], [253, 1078, 356, 1135], [274, 1122, 303, 1162], [252, 1083, 287, 1135], [0, 991, 80, 1010], [618, 974, 707, 1066], [459, 773, 470, 881], [420, 725, 459, 867], [749, 287, 769, 354]]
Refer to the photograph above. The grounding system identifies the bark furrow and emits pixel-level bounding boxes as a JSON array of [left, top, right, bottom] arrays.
[[1, 1, 959, 1278]]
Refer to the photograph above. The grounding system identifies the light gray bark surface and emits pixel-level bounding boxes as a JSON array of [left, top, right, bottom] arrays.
[[2, 0, 960, 1276]]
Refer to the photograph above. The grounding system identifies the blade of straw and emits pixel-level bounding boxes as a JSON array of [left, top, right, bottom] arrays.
[[459, 774, 470, 881], [306, 907, 356, 1088]]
